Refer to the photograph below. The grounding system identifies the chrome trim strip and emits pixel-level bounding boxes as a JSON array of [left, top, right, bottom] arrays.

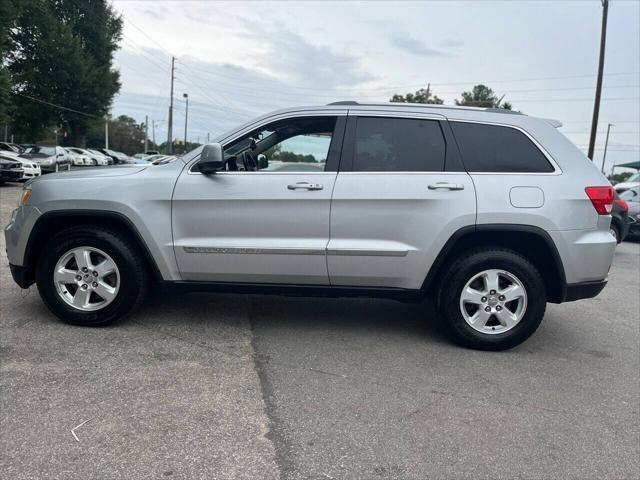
[[183, 247, 409, 257], [326, 248, 409, 257], [183, 246, 324, 255]]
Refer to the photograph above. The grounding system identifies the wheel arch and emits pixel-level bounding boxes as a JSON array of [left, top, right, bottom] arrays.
[[422, 224, 567, 303], [22, 210, 163, 287]]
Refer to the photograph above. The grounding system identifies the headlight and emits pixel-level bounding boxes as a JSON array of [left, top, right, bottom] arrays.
[[19, 187, 32, 206]]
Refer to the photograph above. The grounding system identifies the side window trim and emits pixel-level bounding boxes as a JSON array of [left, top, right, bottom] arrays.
[[188, 114, 346, 174], [448, 119, 562, 175]]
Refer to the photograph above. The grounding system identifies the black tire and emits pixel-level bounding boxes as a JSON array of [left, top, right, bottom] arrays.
[[36, 225, 149, 326], [437, 248, 547, 351], [610, 223, 621, 244]]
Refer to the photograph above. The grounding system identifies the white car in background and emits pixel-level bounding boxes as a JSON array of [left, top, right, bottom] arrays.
[[614, 172, 640, 194], [13, 157, 41, 180], [87, 149, 113, 165], [65, 148, 93, 166]]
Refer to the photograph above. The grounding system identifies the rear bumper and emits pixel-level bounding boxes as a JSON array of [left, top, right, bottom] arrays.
[[563, 279, 607, 302]]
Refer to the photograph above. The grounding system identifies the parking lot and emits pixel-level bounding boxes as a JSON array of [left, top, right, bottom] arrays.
[[1, 181, 638, 479]]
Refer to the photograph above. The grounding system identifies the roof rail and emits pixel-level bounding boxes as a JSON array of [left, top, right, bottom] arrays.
[[327, 101, 359, 106]]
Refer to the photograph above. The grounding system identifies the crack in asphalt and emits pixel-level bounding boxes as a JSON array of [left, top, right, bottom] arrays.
[[248, 295, 292, 480]]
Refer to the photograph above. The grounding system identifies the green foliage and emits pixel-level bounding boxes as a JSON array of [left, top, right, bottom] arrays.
[[390, 87, 443, 104], [6, 0, 122, 145], [86, 115, 147, 155], [455, 84, 512, 110], [610, 172, 633, 184], [0, 0, 17, 127]]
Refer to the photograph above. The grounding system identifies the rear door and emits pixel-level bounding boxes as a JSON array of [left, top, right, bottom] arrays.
[[327, 111, 476, 290], [172, 114, 346, 284]]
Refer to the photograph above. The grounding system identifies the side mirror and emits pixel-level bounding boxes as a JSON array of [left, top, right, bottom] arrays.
[[196, 143, 225, 174], [257, 154, 268, 170]]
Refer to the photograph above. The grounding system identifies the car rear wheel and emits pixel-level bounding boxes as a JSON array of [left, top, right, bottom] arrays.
[[609, 224, 620, 244], [437, 248, 546, 351], [36, 226, 149, 326]]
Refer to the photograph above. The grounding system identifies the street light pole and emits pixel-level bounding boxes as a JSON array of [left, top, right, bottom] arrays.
[[183, 93, 189, 153], [601, 123, 613, 174], [144, 115, 148, 153]]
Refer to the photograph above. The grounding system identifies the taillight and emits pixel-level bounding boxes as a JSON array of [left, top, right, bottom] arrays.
[[585, 186, 614, 215], [613, 198, 628, 212]]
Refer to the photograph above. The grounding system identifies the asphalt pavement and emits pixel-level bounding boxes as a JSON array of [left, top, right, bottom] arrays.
[[1, 181, 638, 479]]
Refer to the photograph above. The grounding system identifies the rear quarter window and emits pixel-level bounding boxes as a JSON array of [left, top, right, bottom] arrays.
[[450, 122, 554, 173]]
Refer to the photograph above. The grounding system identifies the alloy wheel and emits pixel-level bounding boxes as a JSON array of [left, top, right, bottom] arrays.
[[53, 246, 120, 311], [459, 269, 527, 334]]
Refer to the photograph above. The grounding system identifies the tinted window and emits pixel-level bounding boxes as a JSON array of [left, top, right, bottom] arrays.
[[451, 122, 554, 173], [353, 117, 445, 172]]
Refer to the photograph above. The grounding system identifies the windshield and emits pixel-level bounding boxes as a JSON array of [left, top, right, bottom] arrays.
[[24, 146, 55, 156]]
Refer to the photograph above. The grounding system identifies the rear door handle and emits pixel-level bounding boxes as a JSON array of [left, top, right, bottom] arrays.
[[287, 182, 323, 191], [428, 182, 465, 191]]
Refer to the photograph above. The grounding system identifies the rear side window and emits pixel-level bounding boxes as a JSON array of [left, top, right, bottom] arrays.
[[450, 122, 554, 173], [353, 117, 446, 172]]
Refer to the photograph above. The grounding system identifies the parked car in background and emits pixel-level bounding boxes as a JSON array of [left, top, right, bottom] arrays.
[[20, 145, 71, 173], [614, 172, 640, 194], [8, 143, 25, 153], [64, 147, 93, 166], [13, 157, 41, 180], [97, 148, 133, 164], [87, 149, 112, 165], [619, 187, 639, 238], [0, 142, 21, 156], [610, 192, 631, 243], [0, 154, 24, 183]]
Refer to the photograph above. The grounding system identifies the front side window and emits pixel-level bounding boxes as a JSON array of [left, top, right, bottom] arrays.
[[450, 122, 554, 173], [222, 117, 337, 172], [353, 117, 446, 172]]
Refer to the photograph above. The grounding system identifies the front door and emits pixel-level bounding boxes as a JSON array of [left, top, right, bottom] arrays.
[[172, 115, 345, 284], [327, 113, 476, 290]]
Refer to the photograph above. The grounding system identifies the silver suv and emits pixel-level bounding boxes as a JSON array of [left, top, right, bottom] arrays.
[[4, 103, 616, 350]]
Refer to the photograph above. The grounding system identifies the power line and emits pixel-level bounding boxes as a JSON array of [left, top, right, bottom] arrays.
[[6, 89, 97, 118]]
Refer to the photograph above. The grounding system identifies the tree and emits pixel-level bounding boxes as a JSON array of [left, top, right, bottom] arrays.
[[0, 0, 17, 133], [86, 115, 146, 155], [455, 84, 512, 110], [390, 86, 443, 104], [6, 0, 122, 145]]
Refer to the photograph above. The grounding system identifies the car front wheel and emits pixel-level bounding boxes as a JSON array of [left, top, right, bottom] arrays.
[[437, 248, 546, 351], [36, 226, 149, 326]]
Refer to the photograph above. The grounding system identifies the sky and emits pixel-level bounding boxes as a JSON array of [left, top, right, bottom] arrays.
[[110, 0, 640, 173]]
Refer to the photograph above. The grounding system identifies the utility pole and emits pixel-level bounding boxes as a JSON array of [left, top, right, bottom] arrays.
[[152, 120, 156, 146], [183, 92, 189, 153], [587, 0, 609, 161], [167, 56, 175, 154], [104, 115, 109, 149], [144, 115, 149, 153], [601, 123, 613, 174], [3, 123, 7, 142], [207, 132, 210, 144]]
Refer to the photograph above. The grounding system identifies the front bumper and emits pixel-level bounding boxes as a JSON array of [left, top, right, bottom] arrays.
[[1, 169, 24, 181], [9, 263, 32, 289]]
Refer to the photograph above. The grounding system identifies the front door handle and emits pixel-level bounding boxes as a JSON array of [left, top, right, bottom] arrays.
[[428, 182, 465, 191], [287, 182, 323, 191]]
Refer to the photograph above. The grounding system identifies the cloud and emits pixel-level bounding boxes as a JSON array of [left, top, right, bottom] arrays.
[[440, 39, 463, 48], [390, 33, 451, 57]]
